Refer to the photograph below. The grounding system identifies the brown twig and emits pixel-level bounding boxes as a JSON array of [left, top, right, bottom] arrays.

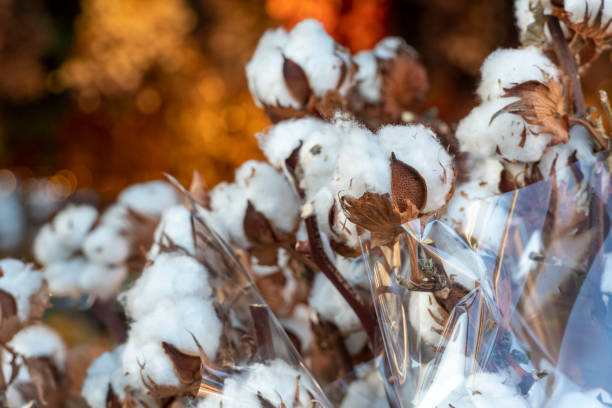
[[569, 116, 608, 149], [249, 304, 274, 361], [304, 215, 378, 345], [547, 15, 587, 117]]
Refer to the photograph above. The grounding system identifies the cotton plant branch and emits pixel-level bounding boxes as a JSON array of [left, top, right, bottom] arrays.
[[304, 215, 379, 346]]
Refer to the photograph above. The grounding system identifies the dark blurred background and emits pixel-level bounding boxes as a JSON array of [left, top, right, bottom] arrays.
[[0, 0, 610, 256]]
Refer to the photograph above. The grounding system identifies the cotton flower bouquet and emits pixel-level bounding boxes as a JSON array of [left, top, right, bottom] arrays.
[[2, 0, 612, 407]]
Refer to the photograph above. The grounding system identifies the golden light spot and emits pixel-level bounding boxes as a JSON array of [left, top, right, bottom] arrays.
[[136, 87, 162, 114], [77, 89, 101, 113]]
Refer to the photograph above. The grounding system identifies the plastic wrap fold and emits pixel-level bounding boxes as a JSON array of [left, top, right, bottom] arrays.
[[362, 153, 612, 407]]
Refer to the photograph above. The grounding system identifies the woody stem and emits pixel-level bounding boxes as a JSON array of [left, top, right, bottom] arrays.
[[546, 15, 587, 117], [304, 215, 379, 346]]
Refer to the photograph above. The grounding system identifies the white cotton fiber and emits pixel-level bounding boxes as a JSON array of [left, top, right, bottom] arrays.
[[210, 181, 249, 248], [198, 359, 317, 408], [118, 181, 179, 217], [33, 224, 74, 265], [299, 125, 343, 197], [373, 36, 416, 60], [353, 51, 381, 103], [79, 263, 128, 300], [43, 257, 88, 297], [150, 204, 196, 255], [246, 27, 295, 108], [378, 124, 454, 213], [129, 297, 221, 357], [456, 98, 551, 162], [477, 47, 558, 102], [0, 259, 44, 322], [122, 339, 181, 390], [408, 292, 446, 347], [83, 224, 131, 265], [52, 204, 99, 251], [122, 252, 212, 320], [82, 346, 125, 408], [564, 0, 612, 30], [308, 273, 361, 333], [256, 117, 328, 171], [284, 20, 352, 97], [235, 160, 301, 234]]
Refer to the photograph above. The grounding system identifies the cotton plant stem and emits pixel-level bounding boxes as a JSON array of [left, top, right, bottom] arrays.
[[249, 304, 274, 361], [90, 298, 127, 343], [304, 215, 379, 345], [546, 15, 587, 117]]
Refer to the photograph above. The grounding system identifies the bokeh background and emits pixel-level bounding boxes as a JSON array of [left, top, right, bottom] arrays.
[[0, 0, 611, 258]]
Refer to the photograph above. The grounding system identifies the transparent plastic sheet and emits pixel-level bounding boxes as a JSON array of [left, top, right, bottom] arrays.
[[180, 193, 332, 407], [362, 153, 612, 407]]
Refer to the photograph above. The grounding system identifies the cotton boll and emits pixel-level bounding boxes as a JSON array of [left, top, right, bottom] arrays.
[[457, 98, 551, 162], [280, 304, 314, 352], [378, 124, 454, 213], [52, 204, 99, 251], [2, 324, 66, 382], [121, 252, 212, 320], [373, 36, 417, 60], [199, 359, 318, 408], [246, 27, 295, 109], [336, 255, 369, 287], [463, 156, 504, 193], [257, 117, 328, 172], [33, 224, 71, 266], [43, 257, 88, 297], [284, 19, 352, 97], [308, 273, 361, 334], [82, 346, 126, 408], [122, 339, 181, 391], [118, 181, 180, 217], [0, 259, 44, 321], [235, 160, 301, 234], [514, 0, 554, 42], [477, 47, 558, 102], [564, 0, 612, 29], [100, 204, 130, 230], [129, 297, 221, 357], [353, 51, 382, 103], [537, 124, 594, 179], [79, 263, 128, 300], [83, 225, 130, 265], [210, 182, 249, 248]]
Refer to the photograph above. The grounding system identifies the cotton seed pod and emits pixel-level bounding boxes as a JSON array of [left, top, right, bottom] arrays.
[[246, 19, 353, 123]]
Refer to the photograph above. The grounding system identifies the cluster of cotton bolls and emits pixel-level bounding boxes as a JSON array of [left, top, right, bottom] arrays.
[[258, 116, 454, 251], [246, 19, 428, 126], [33, 181, 180, 300], [0, 259, 49, 342], [447, 45, 594, 248]]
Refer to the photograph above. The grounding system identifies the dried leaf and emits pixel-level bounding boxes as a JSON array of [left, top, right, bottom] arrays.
[[283, 57, 311, 106], [307, 90, 344, 120], [390, 153, 428, 212], [24, 356, 63, 407], [189, 170, 210, 209], [340, 192, 404, 247], [243, 201, 277, 246], [491, 79, 569, 145], [161, 342, 201, 385], [105, 385, 122, 408], [0, 289, 20, 343], [263, 103, 307, 123], [28, 280, 50, 321]]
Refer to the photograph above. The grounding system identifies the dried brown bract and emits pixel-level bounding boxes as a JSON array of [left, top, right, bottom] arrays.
[[492, 79, 569, 145], [0, 289, 20, 344], [554, 0, 612, 46]]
